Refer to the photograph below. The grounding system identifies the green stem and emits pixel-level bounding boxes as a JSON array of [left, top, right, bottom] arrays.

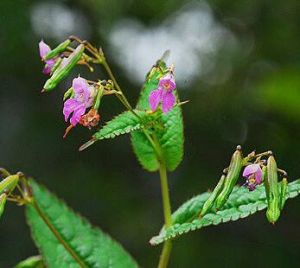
[[157, 159, 173, 268], [100, 57, 142, 120], [101, 58, 133, 110], [31, 200, 87, 268], [158, 240, 172, 268], [158, 161, 172, 228]]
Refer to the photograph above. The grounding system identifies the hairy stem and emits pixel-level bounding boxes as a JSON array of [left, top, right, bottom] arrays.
[[31, 200, 87, 268]]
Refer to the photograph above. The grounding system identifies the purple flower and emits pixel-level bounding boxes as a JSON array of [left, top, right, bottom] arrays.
[[243, 164, 263, 191], [63, 77, 95, 126], [39, 40, 56, 75], [149, 73, 176, 113]]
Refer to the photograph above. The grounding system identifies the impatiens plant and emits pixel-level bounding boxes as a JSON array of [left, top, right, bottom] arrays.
[[1, 36, 300, 268]]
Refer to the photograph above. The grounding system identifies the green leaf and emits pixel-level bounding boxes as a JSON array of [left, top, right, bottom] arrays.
[[150, 179, 300, 245], [94, 110, 152, 140], [26, 180, 138, 268], [15, 255, 45, 268], [79, 110, 156, 151], [131, 60, 184, 172]]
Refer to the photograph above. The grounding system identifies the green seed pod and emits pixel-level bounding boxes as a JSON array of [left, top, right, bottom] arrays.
[[279, 178, 288, 210], [50, 57, 62, 74], [265, 155, 280, 224], [262, 165, 269, 200], [200, 174, 225, 217], [0, 193, 7, 218], [44, 39, 71, 60], [0, 174, 19, 195], [43, 44, 85, 92], [215, 146, 243, 209]]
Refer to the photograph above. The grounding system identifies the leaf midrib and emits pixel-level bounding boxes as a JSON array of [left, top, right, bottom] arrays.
[[31, 201, 89, 268]]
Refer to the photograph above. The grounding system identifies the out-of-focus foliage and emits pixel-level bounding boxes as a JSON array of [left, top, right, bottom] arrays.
[[1, 0, 300, 267]]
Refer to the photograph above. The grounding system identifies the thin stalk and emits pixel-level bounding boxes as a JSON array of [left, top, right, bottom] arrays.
[[157, 162, 173, 268], [31, 200, 87, 268], [101, 58, 134, 110], [158, 241, 172, 268], [158, 162, 172, 228]]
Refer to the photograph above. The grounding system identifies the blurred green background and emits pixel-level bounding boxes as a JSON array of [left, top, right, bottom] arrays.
[[1, 0, 300, 267]]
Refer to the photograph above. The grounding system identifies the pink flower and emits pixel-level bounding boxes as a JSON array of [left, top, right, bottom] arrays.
[[63, 77, 95, 126], [149, 73, 176, 113], [243, 164, 263, 191], [39, 40, 56, 75]]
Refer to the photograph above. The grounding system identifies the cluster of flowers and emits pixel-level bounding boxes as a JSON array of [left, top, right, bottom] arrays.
[[39, 40, 103, 136], [39, 38, 178, 137]]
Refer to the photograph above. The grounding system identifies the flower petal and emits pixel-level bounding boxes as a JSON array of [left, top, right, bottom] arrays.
[[149, 89, 163, 112], [159, 73, 176, 91], [243, 164, 260, 178], [63, 99, 79, 122], [43, 59, 56, 75], [255, 166, 263, 183], [70, 104, 86, 126], [161, 91, 176, 113], [39, 40, 51, 58], [72, 77, 90, 102]]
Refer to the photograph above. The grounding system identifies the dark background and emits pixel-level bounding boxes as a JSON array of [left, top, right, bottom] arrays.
[[1, 0, 300, 267]]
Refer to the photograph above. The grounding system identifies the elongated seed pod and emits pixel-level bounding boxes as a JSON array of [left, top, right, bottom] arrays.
[[215, 146, 243, 209], [279, 178, 288, 210], [200, 174, 226, 217], [262, 165, 268, 200], [44, 39, 71, 60], [43, 44, 85, 92], [0, 174, 19, 195], [0, 193, 7, 218], [265, 155, 280, 224], [50, 57, 62, 74]]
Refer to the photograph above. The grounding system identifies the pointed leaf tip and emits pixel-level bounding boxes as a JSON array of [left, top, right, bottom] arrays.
[[79, 138, 96, 151]]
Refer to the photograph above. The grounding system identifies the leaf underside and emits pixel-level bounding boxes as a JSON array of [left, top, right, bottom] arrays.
[[26, 180, 138, 268], [131, 60, 184, 172], [93, 110, 152, 141], [150, 179, 300, 245]]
